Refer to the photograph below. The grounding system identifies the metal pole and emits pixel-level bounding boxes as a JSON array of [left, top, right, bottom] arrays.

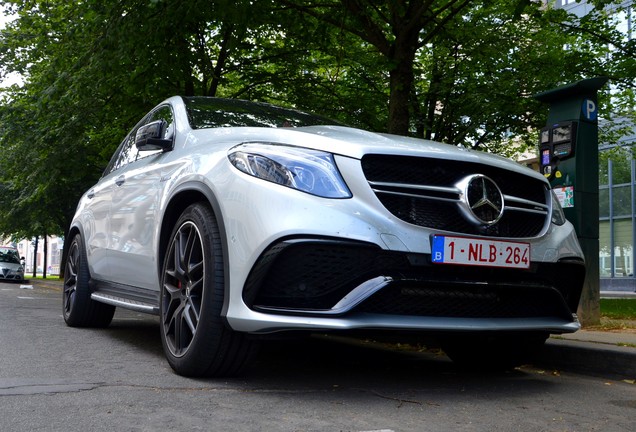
[[632, 158, 635, 286], [609, 159, 614, 278]]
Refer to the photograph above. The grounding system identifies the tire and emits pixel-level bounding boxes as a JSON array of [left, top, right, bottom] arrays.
[[441, 332, 548, 371], [160, 202, 257, 377], [63, 233, 115, 327]]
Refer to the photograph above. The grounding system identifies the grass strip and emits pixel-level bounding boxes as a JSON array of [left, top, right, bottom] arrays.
[[601, 298, 636, 320]]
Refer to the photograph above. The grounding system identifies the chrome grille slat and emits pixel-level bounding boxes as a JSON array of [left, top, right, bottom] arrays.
[[372, 189, 461, 203], [368, 180, 461, 195], [503, 195, 549, 211], [505, 206, 549, 215]]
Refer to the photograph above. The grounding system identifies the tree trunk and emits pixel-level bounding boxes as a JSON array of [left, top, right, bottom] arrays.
[[385, 8, 422, 137], [43, 235, 48, 279], [208, 24, 234, 97], [388, 58, 414, 136]]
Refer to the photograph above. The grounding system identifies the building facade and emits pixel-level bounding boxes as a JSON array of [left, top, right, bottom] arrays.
[[600, 133, 636, 290]]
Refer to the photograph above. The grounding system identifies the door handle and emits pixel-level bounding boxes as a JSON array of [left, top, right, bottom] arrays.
[[87, 189, 95, 199], [115, 175, 126, 186]]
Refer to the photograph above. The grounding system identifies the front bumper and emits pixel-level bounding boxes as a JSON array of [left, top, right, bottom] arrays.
[[218, 153, 585, 335], [228, 237, 584, 334], [0, 268, 24, 281]]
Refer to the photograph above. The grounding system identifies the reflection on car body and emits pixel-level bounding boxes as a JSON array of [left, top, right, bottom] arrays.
[[63, 96, 586, 377]]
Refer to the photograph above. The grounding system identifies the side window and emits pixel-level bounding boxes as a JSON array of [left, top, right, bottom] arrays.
[[109, 130, 141, 173], [103, 137, 125, 176], [103, 132, 138, 176], [116, 133, 139, 168]]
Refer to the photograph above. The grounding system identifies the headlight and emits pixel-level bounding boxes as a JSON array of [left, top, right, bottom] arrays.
[[550, 190, 567, 226], [228, 143, 352, 198]]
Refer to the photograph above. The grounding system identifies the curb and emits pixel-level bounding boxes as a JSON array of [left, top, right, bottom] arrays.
[[26, 278, 63, 291], [536, 338, 636, 380]]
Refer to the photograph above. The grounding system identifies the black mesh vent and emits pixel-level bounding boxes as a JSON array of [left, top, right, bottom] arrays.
[[357, 284, 570, 320], [244, 240, 411, 310]]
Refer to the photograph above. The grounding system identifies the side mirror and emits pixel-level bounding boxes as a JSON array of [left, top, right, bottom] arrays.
[[136, 120, 173, 151]]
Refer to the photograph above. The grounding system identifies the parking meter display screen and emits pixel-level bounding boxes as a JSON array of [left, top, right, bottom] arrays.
[[542, 149, 550, 165], [541, 129, 550, 144], [552, 125, 571, 143]]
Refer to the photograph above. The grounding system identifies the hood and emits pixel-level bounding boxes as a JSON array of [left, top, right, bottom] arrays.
[[290, 126, 544, 181], [192, 125, 545, 182]]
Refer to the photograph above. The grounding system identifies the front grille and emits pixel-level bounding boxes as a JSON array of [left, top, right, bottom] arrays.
[[361, 155, 550, 238]]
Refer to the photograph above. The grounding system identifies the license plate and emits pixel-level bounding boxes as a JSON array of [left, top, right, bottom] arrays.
[[431, 235, 530, 269]]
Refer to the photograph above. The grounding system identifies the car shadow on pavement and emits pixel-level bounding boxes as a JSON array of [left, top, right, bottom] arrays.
[[245, 334, 554, 390], [102, 313, 164, 357], [89, 314, 559, 395]]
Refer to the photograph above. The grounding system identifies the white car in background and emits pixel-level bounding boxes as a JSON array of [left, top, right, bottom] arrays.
[[63, 96, 586, 377], [0, 246, 25, 282]]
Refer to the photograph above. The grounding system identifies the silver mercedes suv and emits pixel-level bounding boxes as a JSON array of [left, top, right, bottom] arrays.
[[63, 96, 585, 376]]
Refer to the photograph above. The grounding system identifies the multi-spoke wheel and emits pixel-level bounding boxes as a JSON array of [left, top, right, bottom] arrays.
[[63, 233, 115, 327], [160, 202, 256, 377]]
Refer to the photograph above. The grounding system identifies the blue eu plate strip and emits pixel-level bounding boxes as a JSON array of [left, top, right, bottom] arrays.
[[431, 235, 445, 263]]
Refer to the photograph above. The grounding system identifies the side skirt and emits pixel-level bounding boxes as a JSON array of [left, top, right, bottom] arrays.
[[89, 279, 160, 315]]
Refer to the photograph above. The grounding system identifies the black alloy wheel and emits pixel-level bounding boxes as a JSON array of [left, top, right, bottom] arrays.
[[161, 219, 205, 357], [160, 202, 256, 377], [62, 233, 115, 327]]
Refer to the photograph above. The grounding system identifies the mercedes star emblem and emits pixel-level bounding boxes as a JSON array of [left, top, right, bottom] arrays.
[[457, 174, 504, 226]]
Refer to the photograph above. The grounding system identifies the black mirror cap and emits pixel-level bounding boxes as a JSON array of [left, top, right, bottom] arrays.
[[136, 120, 173, 151]]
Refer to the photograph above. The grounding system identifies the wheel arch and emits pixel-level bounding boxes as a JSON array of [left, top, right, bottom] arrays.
[[158, 182, 232, 318], [63, 224, 85, 280]]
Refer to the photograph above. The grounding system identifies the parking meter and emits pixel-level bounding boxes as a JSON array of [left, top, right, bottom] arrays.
[[539, 121, 577, 180], [534, 76, 608, 326]]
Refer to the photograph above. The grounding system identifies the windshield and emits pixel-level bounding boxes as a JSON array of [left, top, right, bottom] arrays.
[[183, 97, 341, 129], [0, 247, 20, 264]]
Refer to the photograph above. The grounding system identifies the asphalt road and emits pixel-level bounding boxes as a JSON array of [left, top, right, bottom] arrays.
[[1, 281, 635, 432]]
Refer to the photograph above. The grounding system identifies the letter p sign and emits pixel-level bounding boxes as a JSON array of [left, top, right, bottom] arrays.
[[582, 99, 597, 121]]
